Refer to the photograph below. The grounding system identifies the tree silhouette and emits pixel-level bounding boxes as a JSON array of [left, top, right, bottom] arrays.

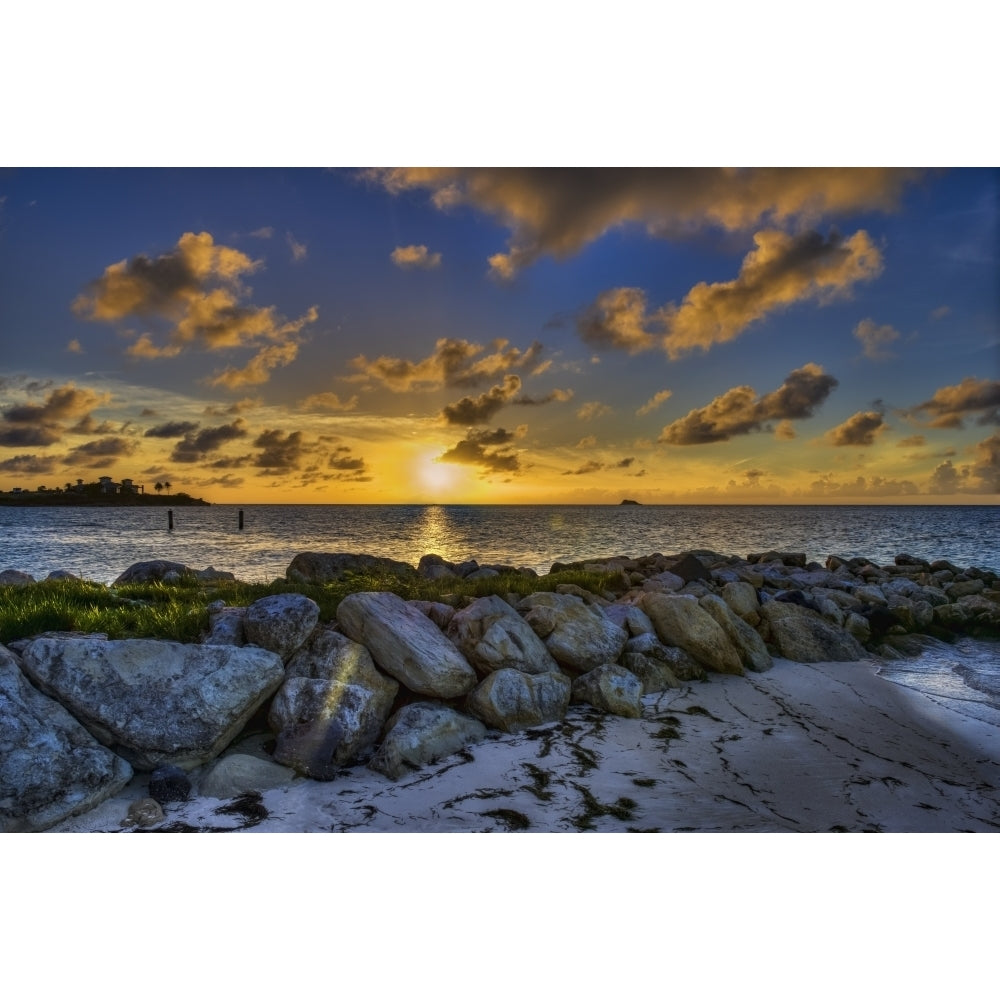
[[155, 481, 163, 495], [165, 481, 172, 495]]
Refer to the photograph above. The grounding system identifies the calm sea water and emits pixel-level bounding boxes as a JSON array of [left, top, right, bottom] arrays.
[[2, 503, 997, 584], [3, 503, 998, 715]]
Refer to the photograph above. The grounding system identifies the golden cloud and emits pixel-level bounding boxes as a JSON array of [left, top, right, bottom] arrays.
[[909, 377, 1000, 429], [390, 244, 442, 269], [854, 318, 901, 361], [366, 168, 919, 277], [578, 230, 882, 358], [827, 410, 888, 446], [659, 363, 838, 445], [76, 232, 318, 386], [350, 337, 545, 392], [636, 389, 673, 417]]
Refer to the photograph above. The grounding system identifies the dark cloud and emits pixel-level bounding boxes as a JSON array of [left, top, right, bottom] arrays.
[[0, 383, 112, 449], [809, 474, 920, 497], [145, 420, 201, 438], [66, 436, 139, 468], [170, 420, 249, 463], [0, 425, 62, 447], [367, 168, 919, 277], [909, 377, 1000, 429], [513, 388, 574, 406], [0, 454, 58, 475], [441, 375, 521, 425], [252, 429, 311, 472], [616, 457, 637, 468], [659, 364, 838, 445], [562, 460, 604, 476], [439, 427, 522, 474], [927, 434, 1000, 495], [827, 411, 888, 446]]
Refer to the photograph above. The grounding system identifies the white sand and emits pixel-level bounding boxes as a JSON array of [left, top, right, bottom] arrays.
[[50, 657, 1000, 833]]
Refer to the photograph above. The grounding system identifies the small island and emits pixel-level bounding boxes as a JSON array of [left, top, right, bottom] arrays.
[[619, 498, 642, 505], [0, 476, 208, 507]]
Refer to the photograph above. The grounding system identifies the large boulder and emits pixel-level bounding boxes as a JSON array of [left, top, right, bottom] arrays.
[[336, 591, 477, 698], [243, 593, 320, 662], [466, 668, 572, 733], [19, 638, 285, 771], [759, 601, 867, 662], [198, 753, 297, 799], [1, 645, 133, 832], [113, 560, 191, 584], [285, 552, 416, 585], [639, 593, 744, 675], [720, 581, 761, 625], [516, 592, 627, 673], [203, 606, 247, 646], [268, 627, 399, 779], [446, 594, 559, 676], [571, 664, 644, 718], [0, 569, 35, 587], [369, 702, 488, 779], [699, 594, 773, 673]]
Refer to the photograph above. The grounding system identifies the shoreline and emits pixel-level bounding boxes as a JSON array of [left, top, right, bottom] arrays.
[[49, 657, 1000, 833]]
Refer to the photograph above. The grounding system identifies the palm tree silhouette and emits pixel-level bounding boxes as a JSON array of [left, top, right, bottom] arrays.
[[165, 481, 172, 495], [155, 481, 163, 495]]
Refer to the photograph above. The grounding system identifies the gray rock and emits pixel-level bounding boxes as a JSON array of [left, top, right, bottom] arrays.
[[409, 600, 457, 630], [148, 764, 191, 804], [204, 606, 247, 646], [113, 560, 190, 585], [269, 628, 399, 778], [447, 594, 559, 676], [601, 603, 656, 637], [46, 570, 81, 581], [759, 601, 867, 662], [369, 702, 488, 779], [639, 593, 744, 675], [698, 594, 773, 673], [198, 753, 297, 798], [122, 797, 165, 828], [336, 591, 477, 698], [571, 664, 644, 718], [622, 633, 696, 692], [721, 581, 761, 625], [19, 638, 285, 771], [516, 592, 627, 673], [244, 593, 320, 661], [1, 645, 133, 832], [285, 551, 416, 584], [466, 668, 572, 733], [641, 571, 685, 593], [0, 569, 35, 587]]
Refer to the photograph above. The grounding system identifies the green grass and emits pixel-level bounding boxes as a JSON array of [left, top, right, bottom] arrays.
[[0, 568, 621, 645]]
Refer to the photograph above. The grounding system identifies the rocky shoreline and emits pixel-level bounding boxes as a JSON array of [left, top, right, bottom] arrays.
[[3, 547, 999, 832]]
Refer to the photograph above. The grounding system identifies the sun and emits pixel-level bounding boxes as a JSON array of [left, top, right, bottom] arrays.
[[414, 450, 462, 498]]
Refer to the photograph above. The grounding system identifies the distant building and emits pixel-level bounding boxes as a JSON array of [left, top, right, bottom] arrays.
[[120, 478, 144, 495], [98, 476, 120, 495]]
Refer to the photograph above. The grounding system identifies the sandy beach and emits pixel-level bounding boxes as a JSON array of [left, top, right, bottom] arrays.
[[49, 656, 1000, 833]]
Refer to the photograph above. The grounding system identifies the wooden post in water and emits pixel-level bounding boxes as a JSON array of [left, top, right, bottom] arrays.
[[168, 509, 174, 531], [238, 509, 244, 530]]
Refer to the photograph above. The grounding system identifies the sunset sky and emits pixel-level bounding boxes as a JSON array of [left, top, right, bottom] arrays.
[[0, 167, 997, 504]]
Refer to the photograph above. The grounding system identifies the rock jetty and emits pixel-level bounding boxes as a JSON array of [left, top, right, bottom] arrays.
[[2, 547, 998, 831]]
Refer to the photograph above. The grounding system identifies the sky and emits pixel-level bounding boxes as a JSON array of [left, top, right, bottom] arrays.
[[0, 167, 997, 504]]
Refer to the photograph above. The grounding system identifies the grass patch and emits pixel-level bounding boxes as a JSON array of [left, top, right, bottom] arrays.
[[0, 568, 621, 645]]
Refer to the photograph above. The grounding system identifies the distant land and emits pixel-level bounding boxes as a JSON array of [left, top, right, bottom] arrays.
[[619, 498, 642, 505], [0, 487, 209, 507]]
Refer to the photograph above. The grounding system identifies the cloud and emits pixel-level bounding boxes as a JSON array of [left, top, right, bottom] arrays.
[[774, 420, 797, 440], [75, 231, 318, 385], [299, 391, 359, 412], [438, 426, 524, 474], [203, 397, 260, 417], [366, 167, 919, 277], [808, 474, 920, 498], [578, 229, 883, 358], [441, 375, 522, 426], [930, 305, 951, 320], [0, 383, 112, 448], [144, 420, 201, 438], [927, 434, 1000, 495], [66, 436, 139, 468], [909, 377, 1000, 429], [636, 389, 673, 416], [327, 446, 370, 481], [513, 387, 574, 407], [66, 338, 83, 354], [391, 244, 442, 270], [350, 337, 544, 392], [249, 227, 274, 239], [207, 336, 308, 390], [0, 454, 58, 475], [252, 428, 321, 473], [897, 434, 926, 448], [577, 401, 612, 421], [170, 420, 249, 463], [853, 318, 901, 361], [286, 232, 307, 262], [576, 435, 597, 449], [827, 410, 888, 446], [659, 363, 838, 445], [562, 460, 604, 476]]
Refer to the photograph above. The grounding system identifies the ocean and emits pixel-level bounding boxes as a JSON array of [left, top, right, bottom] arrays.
[[2, 502, 998, 718]]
